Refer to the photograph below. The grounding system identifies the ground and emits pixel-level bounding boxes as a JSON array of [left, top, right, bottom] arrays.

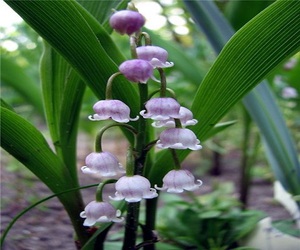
[[0, 134, 292, 250]]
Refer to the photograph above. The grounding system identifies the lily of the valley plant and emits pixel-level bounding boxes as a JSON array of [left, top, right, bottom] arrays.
[[1, 0, 300, 249]]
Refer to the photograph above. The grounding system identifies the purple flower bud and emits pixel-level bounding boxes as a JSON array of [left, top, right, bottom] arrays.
[[155, 169, 203, 193], [140, 97, 182, 121], [119, 59, 153, 83], [109, 175, 158, 202], [80, 201, 124, 226], [109, 10, 145, 35], [89, 100, 139, 123], [152, 107, 198, 128], [136, 46, 174, 68], [156, 128, 202, 150], [81, 152, 125, 177]]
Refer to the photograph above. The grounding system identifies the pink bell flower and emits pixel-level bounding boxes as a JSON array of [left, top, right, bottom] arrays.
[[156, 128, 202, 150], [140, 97, 182, 121], [89, 100, 139, 123], [81, 152, 125, 177], [152, 107, 198, 127], [80, 200, 124, 226], [109, 10, 145, 35], [109, 175, 158, 202], [155, 169, 203, 193], [119, 59, 154, 83], [136, 46, 174, 68]]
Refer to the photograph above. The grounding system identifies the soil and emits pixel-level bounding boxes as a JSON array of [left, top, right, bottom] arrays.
[[0, 134, 293, 250]]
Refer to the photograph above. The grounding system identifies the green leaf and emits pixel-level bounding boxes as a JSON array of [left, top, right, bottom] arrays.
[[1, 107, 73, 191], [4, 0, 139, 113], [149, 0, 300, 187], [184, 0, 300, 195], [0, 106, 89, 243], [1, 55, 44, 114], [40, 41, 85, 182]]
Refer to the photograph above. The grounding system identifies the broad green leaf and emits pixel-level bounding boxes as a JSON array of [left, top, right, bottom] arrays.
[[0, 107, 75, 192], [40, 41, 85, 182], [39, 1, 127, 181], [149, 0, 300, 187], [1, 55, 44, 114], [184, 0, 300, 195], [4, 0, 139, 114], [0, 107, 88, 243]]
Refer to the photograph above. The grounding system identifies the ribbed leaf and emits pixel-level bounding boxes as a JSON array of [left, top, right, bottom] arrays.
[[1, 55, 44, 114], [1, 107, 73, 192], [185, 0, 300, 195], [0, 106, 88, 243], [149, 0, 300, 186], [4, 0, 139, 113]]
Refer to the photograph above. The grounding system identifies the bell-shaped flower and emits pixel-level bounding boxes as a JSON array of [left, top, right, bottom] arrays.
[[155, 169, 203, 193], [140, 97, 182, 121], [109, 175, 158, 202], [81, 152, 125, 177], [152, 107, 198, 128], [136, 46, 174, 68], [156, 128, 202, 150], [80, 200, 124, 226], [109, 10, 145, 35], [119, 59, 154, 83], [89, 100, 139, 123]]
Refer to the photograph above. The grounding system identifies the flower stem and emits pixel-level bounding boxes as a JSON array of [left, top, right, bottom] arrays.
[[170, 149, 181, 170], [105, 72, 122, 100], [95, 179, 117, 202], [122, 202, 140, 250], [95, 123, 137, 152], [157, 68, 167, 97], [122, 83, 148, 249]]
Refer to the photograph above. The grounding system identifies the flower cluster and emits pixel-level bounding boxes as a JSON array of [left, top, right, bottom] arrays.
[[80, 7, 203, 227]]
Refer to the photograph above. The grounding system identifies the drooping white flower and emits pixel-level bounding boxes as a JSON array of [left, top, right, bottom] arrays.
[[109, 175, 158, 202], [119, 59, 154, 83], [155, 169, 203, 193], [89, 100, 138, 123], [81, 152, 125, 177], [156, 128, 202, 150], [136, 46, 174, 68], [109, 10, 145, 35], [80, 200, 124, 226], [152, 106, 198, 128], [140, 97, 182, 121]]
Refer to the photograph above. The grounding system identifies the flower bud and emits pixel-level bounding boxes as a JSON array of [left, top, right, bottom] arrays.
[[119, 59, 153, 83], [109, 10, 145, 35]]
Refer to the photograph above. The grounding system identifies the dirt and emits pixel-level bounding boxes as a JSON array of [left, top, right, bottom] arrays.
[[0, 134, 293, 250]]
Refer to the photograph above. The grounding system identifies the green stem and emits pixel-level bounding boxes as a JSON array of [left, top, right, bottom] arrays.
[[105, 72, 122, 100], [143, 198, 159, 250], [95, 179, 117, 202], [122, 83, 148, 249], [170, 149, 181, 170], [95, 123, 137, 152], [157, 68, 167, 97]]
